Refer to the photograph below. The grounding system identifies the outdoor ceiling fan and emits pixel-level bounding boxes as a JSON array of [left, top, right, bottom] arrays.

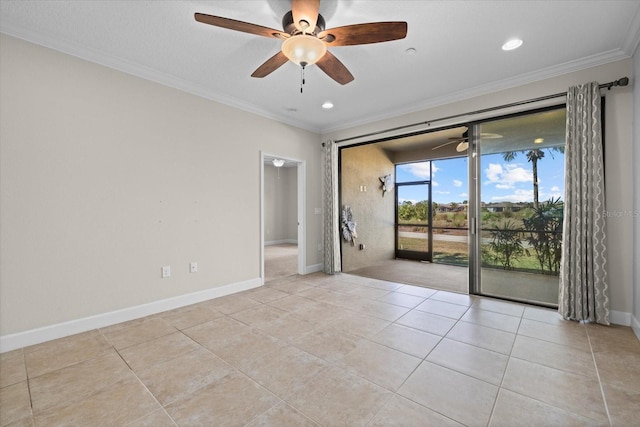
[[194, 0, 407, 86], [432, 129, 503, 152]]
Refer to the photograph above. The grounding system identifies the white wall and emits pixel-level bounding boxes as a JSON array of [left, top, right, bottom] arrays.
[[264, 165, 298, 244], [324, 59, 635, 324], [0, 34, 323, 342]]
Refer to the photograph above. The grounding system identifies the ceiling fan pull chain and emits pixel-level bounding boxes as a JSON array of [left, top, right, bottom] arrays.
[[300, 63, 307, 93]]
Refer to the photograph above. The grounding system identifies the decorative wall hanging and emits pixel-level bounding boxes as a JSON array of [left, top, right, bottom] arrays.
[[379, 174, 393, 197], [341, 205, 357, 246]]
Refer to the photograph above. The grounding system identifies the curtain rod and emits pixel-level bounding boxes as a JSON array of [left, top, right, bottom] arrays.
[[333, 77, 629, 144]]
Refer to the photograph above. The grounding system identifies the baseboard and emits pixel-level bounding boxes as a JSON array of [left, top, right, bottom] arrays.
[[0, 277, 262, 353], [610, 310, 631, 326], [632, 314, 640, 341], [265, 239, 297, 246], [305, 263, 323, 274]]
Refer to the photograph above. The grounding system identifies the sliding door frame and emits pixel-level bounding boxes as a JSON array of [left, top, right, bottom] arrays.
[[468, 104, 567, 305]]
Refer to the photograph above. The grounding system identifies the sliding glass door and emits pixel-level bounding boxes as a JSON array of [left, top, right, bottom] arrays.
[[472, 107, 566, 306], [395, 162, 432, 261], [431, 157, 469, 267]]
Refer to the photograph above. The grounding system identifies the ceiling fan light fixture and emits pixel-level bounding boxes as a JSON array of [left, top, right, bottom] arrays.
[[281, 35, 327, 66], [456, 141, 469, 152], [272, 159, 285, 167]]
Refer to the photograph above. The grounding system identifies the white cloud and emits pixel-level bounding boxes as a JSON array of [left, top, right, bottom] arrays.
[[453, 179, 463, 187], [491, 189, 533, 203], [485, 163, 503, 182], [459, 192, 468, 198], [541, 188, 563, 200], [432, 181, 439, 187], [484, 163, 532, 189], [402, 162, 438, 180], [404, 163, 431, 179], [435, 190, 450, 195]]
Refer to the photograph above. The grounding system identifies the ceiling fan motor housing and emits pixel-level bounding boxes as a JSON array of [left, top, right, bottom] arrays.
[[282, 10, 326, 35]]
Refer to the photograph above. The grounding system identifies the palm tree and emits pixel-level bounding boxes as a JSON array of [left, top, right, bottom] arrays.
[[502, 148, 549, 210]]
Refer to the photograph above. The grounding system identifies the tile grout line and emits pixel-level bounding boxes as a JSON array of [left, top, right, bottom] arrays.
[[22, 347, 35, 420], [127, 365, 179, 426], [100, 327, 171, 423], [383, 310, 454, 425], [585, 326, 613, 426], [486, 310, 524, 426]]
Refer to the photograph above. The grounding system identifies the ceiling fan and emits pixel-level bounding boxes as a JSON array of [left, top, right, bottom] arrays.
[[194, 0, 407, 86], [432, 129, 503, 152]]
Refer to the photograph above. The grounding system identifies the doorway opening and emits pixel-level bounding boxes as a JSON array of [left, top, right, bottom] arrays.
[[339, 106, 566, 307], [339, 126, 469, 293], [261, 153, 306, 283], [395, 165, 432, 262]]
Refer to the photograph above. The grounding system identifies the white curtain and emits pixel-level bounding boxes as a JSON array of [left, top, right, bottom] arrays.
[[323, 141, 341, 274], [559, 82, 610, 325]]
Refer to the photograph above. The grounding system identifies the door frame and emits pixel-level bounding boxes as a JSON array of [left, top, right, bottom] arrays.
[[395, 180, 433, 261], [260, 151, 306, 284]]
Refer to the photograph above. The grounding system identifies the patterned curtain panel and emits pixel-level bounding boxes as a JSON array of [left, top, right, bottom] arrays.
[[323, 141, 342, 274], [559, 82, 610, 325]]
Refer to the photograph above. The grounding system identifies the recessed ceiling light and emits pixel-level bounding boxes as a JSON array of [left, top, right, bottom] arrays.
[[502, 38, 523, 51], [322, 101, 334, 109], [405, 47, 416, 55], [534, 138, 544, 144]]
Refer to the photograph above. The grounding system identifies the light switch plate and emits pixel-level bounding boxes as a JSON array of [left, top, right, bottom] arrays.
[[161, 266, 171, 278]]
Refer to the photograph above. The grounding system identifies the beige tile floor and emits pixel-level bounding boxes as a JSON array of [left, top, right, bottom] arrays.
[[1, 272, 639, 426]]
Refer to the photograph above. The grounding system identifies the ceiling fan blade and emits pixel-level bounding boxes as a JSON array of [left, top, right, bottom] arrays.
[[291, 0, 320, 32], [195, 13, 287, 39], [251, 51, 289, 78], [432, 140, 459, 151], [319, 22, 407, 46], [316, 51, 354, 85]]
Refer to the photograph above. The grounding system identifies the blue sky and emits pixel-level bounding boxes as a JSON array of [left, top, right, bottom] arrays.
[[396, 150, 565, 204]]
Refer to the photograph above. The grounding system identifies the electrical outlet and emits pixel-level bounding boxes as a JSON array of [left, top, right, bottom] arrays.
[[161, 266, 171, 278], [190, 262, 198, 273]]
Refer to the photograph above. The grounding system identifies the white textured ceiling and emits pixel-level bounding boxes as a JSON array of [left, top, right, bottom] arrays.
[[1, 0, 639, 133]]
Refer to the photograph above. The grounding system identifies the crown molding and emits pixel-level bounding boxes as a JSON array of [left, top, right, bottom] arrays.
[[322, 47, 632, 134], [1, 18, 633, 136], [622, 2, 640, 57], [0, 24, 322, 134]]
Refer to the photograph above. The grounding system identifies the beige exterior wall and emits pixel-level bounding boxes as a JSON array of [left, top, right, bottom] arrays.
[[0, 34, 323, 337], [325, 59, 635, 321], [340, 144, 395, 271]]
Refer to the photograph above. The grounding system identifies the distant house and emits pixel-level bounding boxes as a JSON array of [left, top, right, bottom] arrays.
[[484, 203, 525, 213]]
